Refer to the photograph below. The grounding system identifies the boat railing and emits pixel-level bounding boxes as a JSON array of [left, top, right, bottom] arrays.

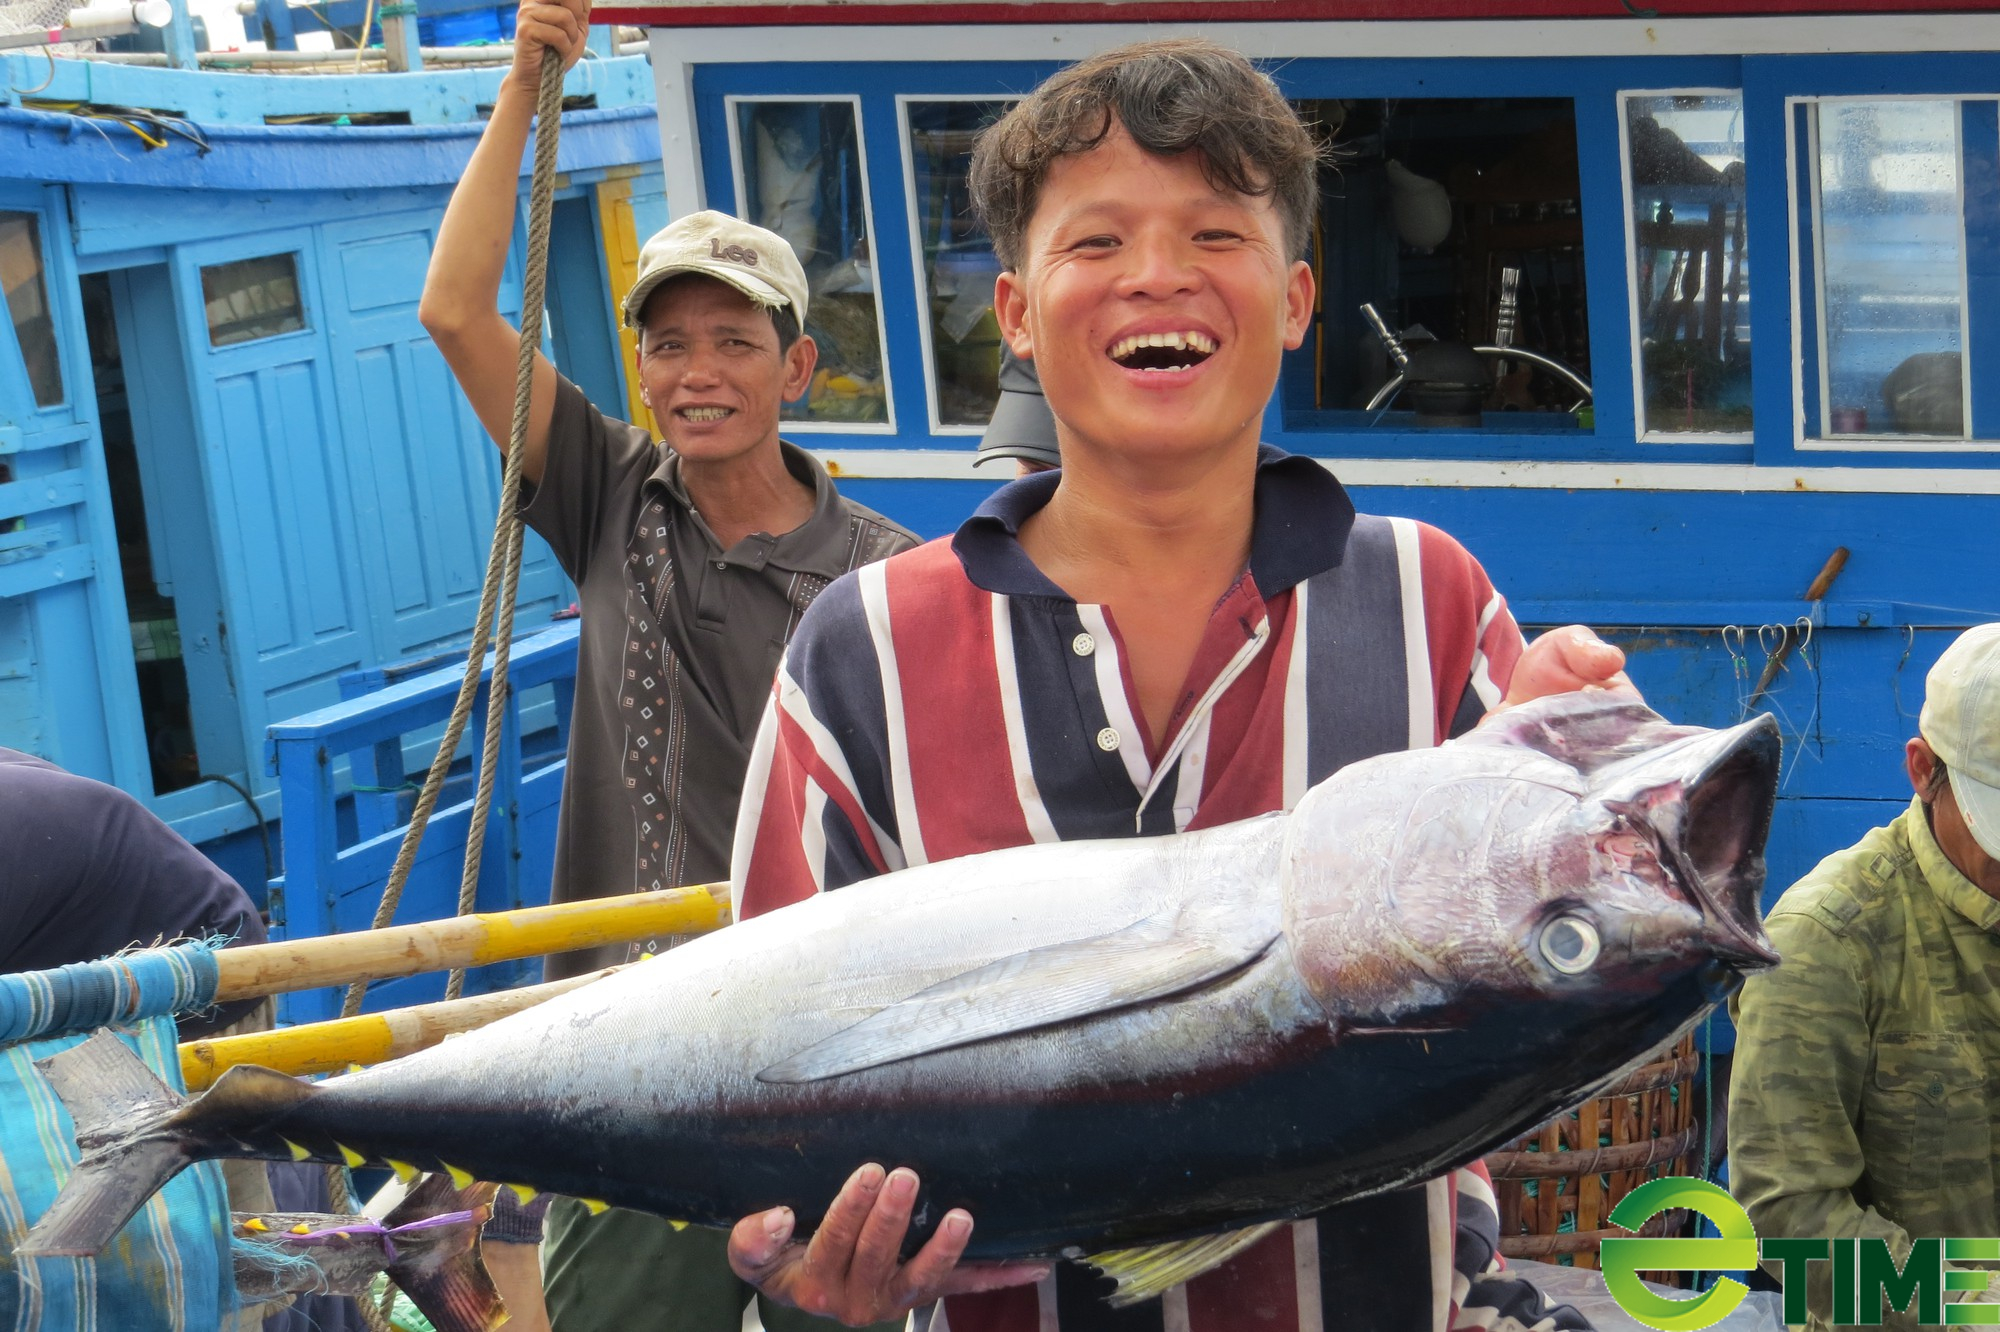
[[78, 37, 648, 67], [264, 618, 578, 1024]]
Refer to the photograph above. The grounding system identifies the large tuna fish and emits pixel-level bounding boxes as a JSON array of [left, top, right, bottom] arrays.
[[20, 692, 1779, 1323]]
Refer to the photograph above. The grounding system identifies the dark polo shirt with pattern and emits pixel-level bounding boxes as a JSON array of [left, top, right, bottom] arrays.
[[522, 376, 916, 978]]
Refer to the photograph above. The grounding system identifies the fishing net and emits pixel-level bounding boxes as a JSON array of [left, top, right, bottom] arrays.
[[0, 0, 87, 55]]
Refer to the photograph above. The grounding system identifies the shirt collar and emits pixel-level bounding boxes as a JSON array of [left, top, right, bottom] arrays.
[[647, 439, 859, 579], [1904, 797, 2000, 933], [951, 444, 1358, 599]]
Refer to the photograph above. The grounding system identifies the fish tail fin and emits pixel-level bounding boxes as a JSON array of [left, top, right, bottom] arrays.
[[20, 1031, 315, 1257], [384, 1176, 508, 1332]]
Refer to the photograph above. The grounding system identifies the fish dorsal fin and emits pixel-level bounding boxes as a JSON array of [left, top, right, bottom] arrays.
[[1086, 1222, 1287, 1307], [757, 915, 1278, 1084]]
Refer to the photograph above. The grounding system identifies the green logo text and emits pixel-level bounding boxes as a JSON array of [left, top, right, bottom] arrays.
[[1599, 1177, 1998, 1329]]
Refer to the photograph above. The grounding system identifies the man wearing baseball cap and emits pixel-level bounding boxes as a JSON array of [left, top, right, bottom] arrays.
[[1731, 623, 2000, 1329], [419, 2, 914, 1326]]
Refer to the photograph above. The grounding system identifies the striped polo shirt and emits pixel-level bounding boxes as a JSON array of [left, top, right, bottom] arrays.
[[732, 449, 1592, 1332]]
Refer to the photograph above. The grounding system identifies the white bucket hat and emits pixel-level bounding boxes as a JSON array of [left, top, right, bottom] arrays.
[[1920, 622, 2000, 860], [622, 210, 811, 330]]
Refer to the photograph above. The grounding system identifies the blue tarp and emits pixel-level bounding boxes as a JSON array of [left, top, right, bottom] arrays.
[[0, 1018, 235, 1332]]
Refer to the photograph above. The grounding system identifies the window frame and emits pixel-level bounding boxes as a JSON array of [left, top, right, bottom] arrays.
[[0, 208, 69, 411], [1786, 92, 1987, 454], [1259, 60, 1675, 462], [722, 91, 899, 436], [196, 249, 313, 351], [1733, 50, 2000, 470], [895, 92, 1021, 438], [1617, 87, 1756, 445]]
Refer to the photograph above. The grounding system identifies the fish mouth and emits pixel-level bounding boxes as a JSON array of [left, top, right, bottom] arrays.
[[1599, 714, 1783, 971]]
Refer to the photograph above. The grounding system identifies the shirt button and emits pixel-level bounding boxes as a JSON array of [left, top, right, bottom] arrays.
[[1072, 633, 1096, 657], [713, 561, 727, 571], [1096, 727, 1121, 752]]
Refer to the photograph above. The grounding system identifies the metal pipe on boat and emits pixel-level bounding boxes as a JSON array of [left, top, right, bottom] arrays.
[[0, 0, 169, 49], [180, 965, 628, 1089], [210, 881, 730, 1003]]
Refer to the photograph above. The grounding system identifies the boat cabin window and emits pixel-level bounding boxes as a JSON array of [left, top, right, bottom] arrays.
[[0, 211, 65, 408], [902, 99, 1014, 431], [200, 253, 308, 347], [1300, 96, 1589, 430], [1798, 98, 1970, 442], [1623, 92, 1752, 438], [729, 97, 892, 427]]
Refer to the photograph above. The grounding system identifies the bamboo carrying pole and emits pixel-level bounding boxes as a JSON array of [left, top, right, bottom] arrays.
[[181, 966, 628, 1090], [210, 882, 730, 1004]]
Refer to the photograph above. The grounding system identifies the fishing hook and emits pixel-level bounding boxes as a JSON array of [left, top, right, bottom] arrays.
[[1892, 624, 1918, 724], [1721, 625, 1749, 680]]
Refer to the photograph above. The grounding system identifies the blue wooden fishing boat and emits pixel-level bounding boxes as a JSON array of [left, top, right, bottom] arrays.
[[7, 0, 2000, 1007], [0, 0, 659, 912]]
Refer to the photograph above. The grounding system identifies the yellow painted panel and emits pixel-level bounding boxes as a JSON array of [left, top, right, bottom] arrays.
[[597, 175, 651, 432]]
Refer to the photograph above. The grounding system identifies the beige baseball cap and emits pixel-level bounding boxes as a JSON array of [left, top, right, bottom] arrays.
[[1920, 622, 2000, 860], [621, 210, 811, 330]]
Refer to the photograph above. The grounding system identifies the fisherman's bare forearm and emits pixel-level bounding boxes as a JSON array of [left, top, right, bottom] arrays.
[[418, 80, 534, 340], [418, 0, 583, 480]]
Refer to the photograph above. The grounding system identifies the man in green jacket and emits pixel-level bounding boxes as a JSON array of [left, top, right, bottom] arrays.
[[1730, 622, 2000, 1330]]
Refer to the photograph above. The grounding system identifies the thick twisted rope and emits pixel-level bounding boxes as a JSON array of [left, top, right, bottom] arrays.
[[447, 43, 566, 1000], [326, 51, 569, 1313], [339, 42, 566, 1021]]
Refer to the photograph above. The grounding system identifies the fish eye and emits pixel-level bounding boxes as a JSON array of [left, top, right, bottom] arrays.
[[1539, 915, 1601, 975]]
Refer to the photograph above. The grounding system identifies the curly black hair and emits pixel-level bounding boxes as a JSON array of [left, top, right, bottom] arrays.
[[968, 39, 1324, 270]]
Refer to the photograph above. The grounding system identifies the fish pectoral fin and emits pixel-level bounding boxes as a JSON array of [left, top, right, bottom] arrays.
[[1085, 1222, 1287, 1307], [756, 917, 1279, 1084]]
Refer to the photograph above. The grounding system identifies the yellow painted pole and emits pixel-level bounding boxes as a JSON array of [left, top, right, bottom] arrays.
[[181, 966, 628, 1091], [211, 882, 730, 1004]]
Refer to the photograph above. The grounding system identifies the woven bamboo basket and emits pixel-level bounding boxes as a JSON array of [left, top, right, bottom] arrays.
[[1485, 1034, 1701, 1275]]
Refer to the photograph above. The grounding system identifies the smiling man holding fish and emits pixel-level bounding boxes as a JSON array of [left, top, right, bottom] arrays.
[[727, 37, 1628, 1332], [7, 33, 1657, 1332]]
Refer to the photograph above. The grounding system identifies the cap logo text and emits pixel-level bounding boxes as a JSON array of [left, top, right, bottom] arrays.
[[708, 238, 760, 267]]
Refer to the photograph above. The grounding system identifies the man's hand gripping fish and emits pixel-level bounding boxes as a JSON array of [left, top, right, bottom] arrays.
[[18, 693, 1781, 1329]]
